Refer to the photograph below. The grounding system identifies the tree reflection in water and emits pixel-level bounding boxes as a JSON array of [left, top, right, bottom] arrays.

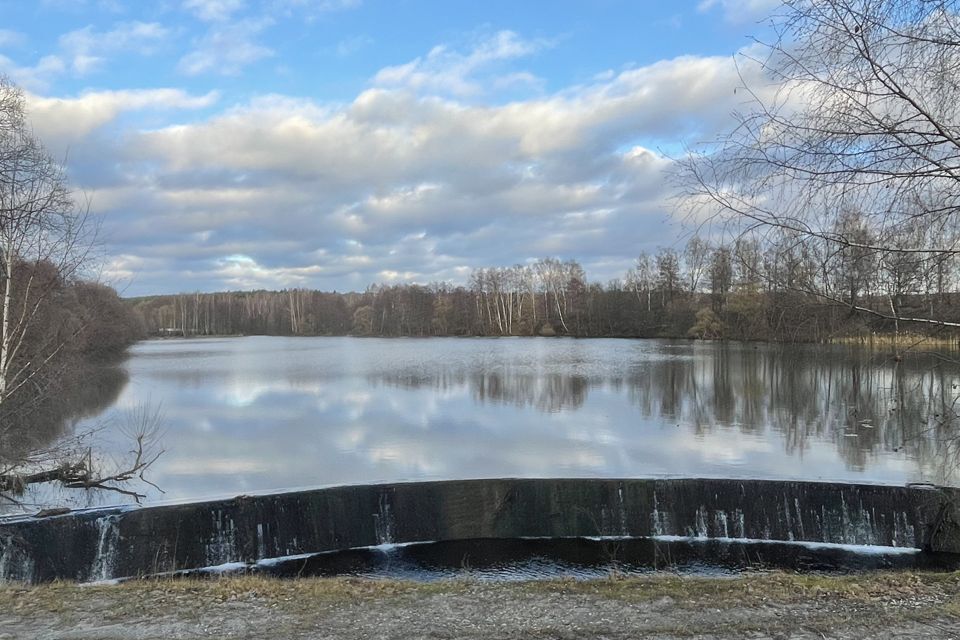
[[31, 338, 960, 508], [0, 361, 131, 511], [371, 342, 960, 485]]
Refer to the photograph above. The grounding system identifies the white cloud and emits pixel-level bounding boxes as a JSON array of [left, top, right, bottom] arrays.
[[0, 21, 168, 87], [183, 0, 246, 22], [40, 0, 126, 11], [59, 21, 170, 75], [0, 19, 777, 294], [27, 88, 219, 144], [102, 253, 146, 284], [212, 254, 328, 289], [178, 18, 274, 75], [146, 52, 762, 177], [71, 45, 773, 294], [184, 0, 360, 22], [0, 54, 66, 91], [270, 0, 362, 18], [697, 0, 780, 23], [372, 30, 549, 97]]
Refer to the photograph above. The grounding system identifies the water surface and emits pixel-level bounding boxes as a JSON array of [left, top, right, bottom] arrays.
[[32, 337, 960, 508]]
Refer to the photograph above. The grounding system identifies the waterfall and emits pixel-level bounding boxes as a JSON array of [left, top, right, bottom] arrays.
[[793, 498, 806, 540], [893, 511, 916, 547], [0, 540, 34, 583], [694, 506, 708, 538], [89, 515, 121, 582], [374, 493, 394, 545], [734, 509, 745, 538], [204, 510, 238, 566], [714, 510, 730, 538], [617, 485, 627, 536], [256, 523, 267, 559], [651, 492, 670, 536]]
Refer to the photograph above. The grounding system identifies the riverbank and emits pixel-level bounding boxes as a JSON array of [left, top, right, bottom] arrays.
[[2, 572, 960, 639]]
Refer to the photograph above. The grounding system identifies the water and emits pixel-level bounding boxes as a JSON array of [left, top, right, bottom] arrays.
[[16, 336, 960, 509], [182, 537, 960, 581]]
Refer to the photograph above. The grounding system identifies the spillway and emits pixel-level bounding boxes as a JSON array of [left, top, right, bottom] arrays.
[[2, 478, 959, 583]]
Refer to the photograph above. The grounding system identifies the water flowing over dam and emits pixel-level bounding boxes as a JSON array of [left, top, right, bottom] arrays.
[[2, 478, 960, 583]]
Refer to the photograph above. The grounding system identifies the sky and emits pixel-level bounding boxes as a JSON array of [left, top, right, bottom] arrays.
[[0, 0, 780, 296]]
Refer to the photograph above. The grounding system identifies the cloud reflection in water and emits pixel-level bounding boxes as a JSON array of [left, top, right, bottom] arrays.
[[53, 336, 960, 507]]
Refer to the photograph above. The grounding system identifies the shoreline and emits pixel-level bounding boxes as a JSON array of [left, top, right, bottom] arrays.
[[3, 572, 959, 639], [137, 332, 960, 350]]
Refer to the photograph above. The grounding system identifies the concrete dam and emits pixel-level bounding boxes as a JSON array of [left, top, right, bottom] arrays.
[[2, 478, 960, 583]]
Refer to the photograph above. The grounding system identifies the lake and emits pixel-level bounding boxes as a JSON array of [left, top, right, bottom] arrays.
[[26, 336, 960, 509]]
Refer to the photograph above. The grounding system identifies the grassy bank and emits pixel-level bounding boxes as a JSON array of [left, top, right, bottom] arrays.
[[2, 571, 957, 610], [3, 572, 960, 639], [830, 332, 960, 351]]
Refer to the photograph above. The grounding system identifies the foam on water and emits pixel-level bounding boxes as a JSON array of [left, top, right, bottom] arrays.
[[648, 535, 921, 556]]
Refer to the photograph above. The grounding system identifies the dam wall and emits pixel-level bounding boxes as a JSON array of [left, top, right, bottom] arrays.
[[2, 478, 959, 583]]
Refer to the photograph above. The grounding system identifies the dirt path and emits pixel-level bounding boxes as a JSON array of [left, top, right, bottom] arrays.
[[2, 572, 960, 639]]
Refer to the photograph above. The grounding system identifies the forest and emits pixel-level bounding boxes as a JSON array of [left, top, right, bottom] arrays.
[[130, 232, 960, 343], [0, 258, 143, 455]]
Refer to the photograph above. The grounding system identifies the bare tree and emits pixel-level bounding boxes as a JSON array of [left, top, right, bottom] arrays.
[[0, 77, 92, 410], [626, 252, 655, 312], [710, 245, 734, 313], [0, 77, 161, 509], [655, 248, 682, 305], [684, 236, 711, 294], [833, 208, 877, 308], [680, 0, 960, 330]]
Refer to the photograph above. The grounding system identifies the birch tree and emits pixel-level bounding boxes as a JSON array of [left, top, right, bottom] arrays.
[[626, 253, 655, 312], [0, 78, 92, 410]]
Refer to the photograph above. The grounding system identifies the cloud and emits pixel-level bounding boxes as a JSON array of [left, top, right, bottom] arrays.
[[697, 0, 780, 23], [210, 254, 331, 288], [64, 42, 773, 295], [183, 0, 360, 22], [26, 88, 219, 146], [146, 52, 759, 177], [270, 0, 362, 18], [59, 21, 170, 75], [183, 0, 246, 22], [178, 0, 364, 75], [0, 21, 169, 88], [102, 253, 148, 284], [335, 35, 373, 57], [40, 0, 126, 10], [0, 54, 66, 91], [0, 30, 26, 48], [178, 18, 274, 75], [372, 30, 549, 97]]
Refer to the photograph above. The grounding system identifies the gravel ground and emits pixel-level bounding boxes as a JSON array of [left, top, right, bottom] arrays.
[[2, 572, 960, 639]]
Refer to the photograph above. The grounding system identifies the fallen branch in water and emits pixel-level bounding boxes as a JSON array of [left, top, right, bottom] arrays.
[[0, 403, 165, 504]]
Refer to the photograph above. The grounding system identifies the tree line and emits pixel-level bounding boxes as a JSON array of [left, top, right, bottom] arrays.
[[130, 235, 960, 343]]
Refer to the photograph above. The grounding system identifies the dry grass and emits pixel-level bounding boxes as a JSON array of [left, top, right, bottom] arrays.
[[830, 332, 960, 350], [3, 572, 960, 639], [0, 574, 470, 618], [523, 570, 960, 607], [3, 570, 960, 613]]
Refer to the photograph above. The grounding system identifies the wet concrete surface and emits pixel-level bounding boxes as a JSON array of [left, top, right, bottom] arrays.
[[3, 478, 960, 583]]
